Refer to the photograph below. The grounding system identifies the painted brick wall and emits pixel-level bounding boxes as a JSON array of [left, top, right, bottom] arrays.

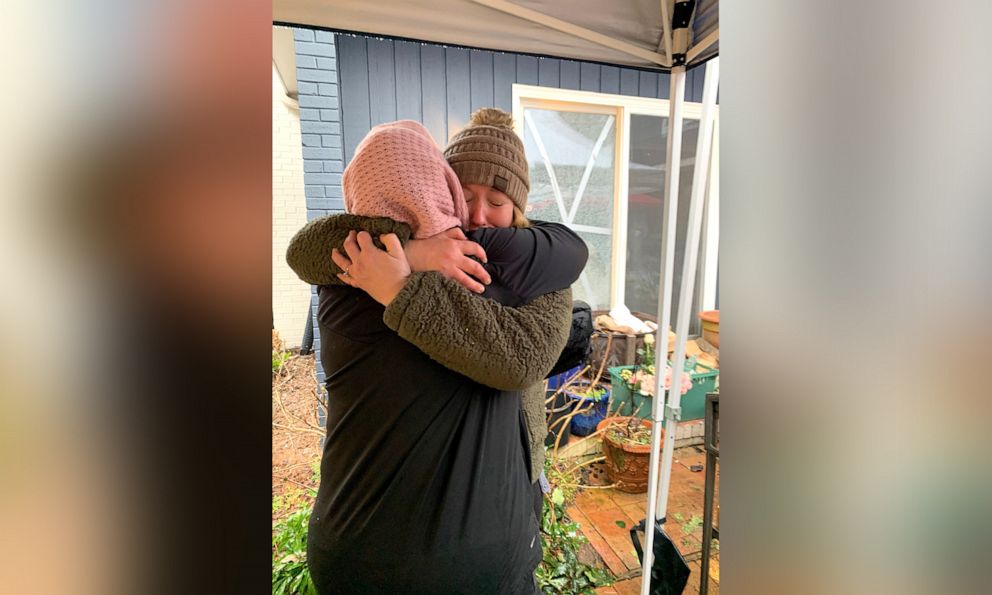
[[294, 28, 343, 396], [272, 65, 311, 348]]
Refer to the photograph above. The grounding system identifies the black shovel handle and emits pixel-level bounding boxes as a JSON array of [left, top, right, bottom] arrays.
[[630, 517, 666, 561]]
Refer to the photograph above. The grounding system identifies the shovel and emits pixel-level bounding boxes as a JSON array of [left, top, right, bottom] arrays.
[[630, 517, 691, 595]]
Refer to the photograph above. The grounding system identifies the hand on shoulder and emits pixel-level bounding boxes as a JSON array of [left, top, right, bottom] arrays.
[[332, 231, 410, 305]]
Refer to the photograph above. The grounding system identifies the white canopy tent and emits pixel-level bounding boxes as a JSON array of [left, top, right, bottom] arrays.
[[274, 2, 720, 592], [275, 0, 717, 71]]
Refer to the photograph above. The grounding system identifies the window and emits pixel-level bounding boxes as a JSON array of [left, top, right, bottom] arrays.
[[513, 85, 719, 328]]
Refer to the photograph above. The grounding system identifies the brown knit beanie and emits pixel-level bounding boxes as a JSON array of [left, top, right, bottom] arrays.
[[444, 108, 530, 212]]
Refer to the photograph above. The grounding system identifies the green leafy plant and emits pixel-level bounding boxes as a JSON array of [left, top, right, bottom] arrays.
[[536, 462, 613, 594], [273, 488, 314, 522], [681, 514, 703, 535], [273, 350, 292, 376], [568, 384, 607, 400], [603, 416, 652, 447], [309, 458, 321, 483], [272, 505, 317, 595], [677, 515, 705, 551]]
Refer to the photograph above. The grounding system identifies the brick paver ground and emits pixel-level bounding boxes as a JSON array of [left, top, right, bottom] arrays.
[[564, 444, 720, 594]]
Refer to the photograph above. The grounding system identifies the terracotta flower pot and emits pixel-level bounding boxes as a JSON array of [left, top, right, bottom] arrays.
[[698, 309, 720, 348], [597, 416, 662, 493]]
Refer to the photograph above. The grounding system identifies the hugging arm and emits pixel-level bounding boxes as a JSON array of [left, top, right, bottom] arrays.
[[287, 214, 572, 390], [287, 215, 589, 302], [384, 276, 572, 391], [288, 214, 491, 292], [471, 221, 588, 306], [285, 215, 412, 286]]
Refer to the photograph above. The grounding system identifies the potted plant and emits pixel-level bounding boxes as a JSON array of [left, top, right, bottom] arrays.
[[563, 380, 610, 437], [598, 335, 697, 492], [614, 334, 695, 417], [596, 416, 657, 493]]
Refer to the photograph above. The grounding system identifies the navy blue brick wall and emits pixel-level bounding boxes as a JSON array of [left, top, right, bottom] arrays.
[[294, 27, 343, 412]]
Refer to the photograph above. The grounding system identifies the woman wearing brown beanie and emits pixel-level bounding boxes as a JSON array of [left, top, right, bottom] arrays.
[[290, 109, 575, 501], [444, 107, 532, 229], [286, 110, 585, 594]]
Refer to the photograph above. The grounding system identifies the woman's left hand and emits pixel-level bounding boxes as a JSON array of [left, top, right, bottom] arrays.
[[332, 231, 410, 305]]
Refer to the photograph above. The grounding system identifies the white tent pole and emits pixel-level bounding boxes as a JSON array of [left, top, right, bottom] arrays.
[[656, 56, 720, 520], [641, 56, 719, 595], [640, 64, 686, 595]]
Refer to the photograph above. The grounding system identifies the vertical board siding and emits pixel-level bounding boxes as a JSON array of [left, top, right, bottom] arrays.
[[492, 53, 516, 111], [420, 44, 447, 145], [516, 55, 538, 85], [691, 66, 705, 101], [334, 34, 704, 164], [601, 66, 620, 95], [445, 48, 471, 141], [538, 57, 559, 87], [580, 62, 600, 92], [469, 50, 494, 112], [619, 68, 639, 96], [367, 38, 397, 125], [394, 41, 423, 121], [335, 32, 715, 152], [639, 70, 659, 98], [337, 35, 370, 163], [559, 60, 580, 90], [659, 72, 671, 99]]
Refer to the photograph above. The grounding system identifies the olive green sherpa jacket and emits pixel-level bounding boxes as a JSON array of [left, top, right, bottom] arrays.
[[286, 214, 571, 481]]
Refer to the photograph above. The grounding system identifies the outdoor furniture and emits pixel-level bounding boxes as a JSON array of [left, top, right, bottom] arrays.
[[700, 392, 719, 595]]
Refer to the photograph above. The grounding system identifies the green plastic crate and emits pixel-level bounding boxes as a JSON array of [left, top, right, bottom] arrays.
[[608, 363, 718, 421]]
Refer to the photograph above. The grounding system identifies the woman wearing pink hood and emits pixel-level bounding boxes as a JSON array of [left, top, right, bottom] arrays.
[[287, 111, 586, 594]]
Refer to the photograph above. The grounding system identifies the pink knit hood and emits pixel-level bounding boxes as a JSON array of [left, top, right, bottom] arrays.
[[342, 120, 468, 238]]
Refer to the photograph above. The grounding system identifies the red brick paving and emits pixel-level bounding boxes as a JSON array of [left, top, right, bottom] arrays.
[[583, 527, 628, 576], [609, 577, 643, 595], [575, 445, 719, 594], [584, 508, 641, 570]]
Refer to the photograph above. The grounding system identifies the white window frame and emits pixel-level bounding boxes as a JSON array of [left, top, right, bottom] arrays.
[[512, 84, 719, 313]]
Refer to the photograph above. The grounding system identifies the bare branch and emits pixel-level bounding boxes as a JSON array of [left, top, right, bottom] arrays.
[[272, 422, 326, 437]]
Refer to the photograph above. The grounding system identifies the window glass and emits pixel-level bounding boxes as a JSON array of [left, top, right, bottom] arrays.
[[523, 108, 616, 309], [624, 115, 701, 330]]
